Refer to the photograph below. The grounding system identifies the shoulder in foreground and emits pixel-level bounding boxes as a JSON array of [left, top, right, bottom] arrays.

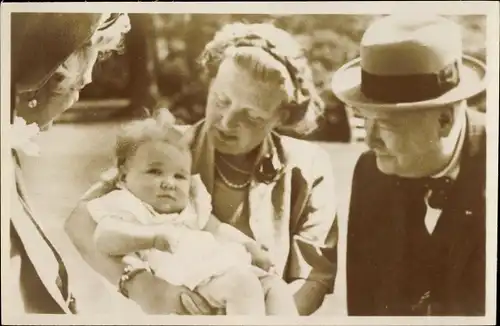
[[351, 149, 384, 182], [355, 150, 377, 169]]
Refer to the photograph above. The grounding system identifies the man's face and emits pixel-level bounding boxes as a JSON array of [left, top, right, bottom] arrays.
[[355, 107, 445, 178], [204, 59, 286, 156]]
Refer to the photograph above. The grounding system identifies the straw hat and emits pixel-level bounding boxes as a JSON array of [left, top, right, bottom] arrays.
[[11, 13, 126, 93], [331, 14, 487, 110]]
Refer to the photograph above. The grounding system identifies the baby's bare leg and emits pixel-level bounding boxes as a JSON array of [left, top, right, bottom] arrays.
[[260, 274, 299, 316], [196, 266, 266, 315]]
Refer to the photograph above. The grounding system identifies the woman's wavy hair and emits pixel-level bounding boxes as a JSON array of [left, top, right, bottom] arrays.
[[198, 22, 325, 135]]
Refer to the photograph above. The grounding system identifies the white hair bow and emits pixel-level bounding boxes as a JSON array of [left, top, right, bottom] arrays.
[[91, 13, 131, 53], [10, 116, 41, 157]]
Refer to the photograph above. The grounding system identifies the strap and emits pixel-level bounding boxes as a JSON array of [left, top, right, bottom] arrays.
[[12, 151, 76, 312], [15, 189, 70, 300]]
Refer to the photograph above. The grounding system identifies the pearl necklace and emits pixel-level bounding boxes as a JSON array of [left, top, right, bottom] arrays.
[[214, 163, 251, 189]]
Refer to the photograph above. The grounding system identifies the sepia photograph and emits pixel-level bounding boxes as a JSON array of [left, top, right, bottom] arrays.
[[1, 2, 498, 325]]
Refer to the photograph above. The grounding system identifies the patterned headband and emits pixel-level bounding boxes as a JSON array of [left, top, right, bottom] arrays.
[[232, 34, 309, 105]]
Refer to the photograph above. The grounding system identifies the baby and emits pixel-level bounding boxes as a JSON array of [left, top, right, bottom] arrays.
[[86, 109, 298, 316]]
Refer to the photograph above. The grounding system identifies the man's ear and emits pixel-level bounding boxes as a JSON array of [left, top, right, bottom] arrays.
[[438, 106, 455, 138], [277, 107, 291, 126]]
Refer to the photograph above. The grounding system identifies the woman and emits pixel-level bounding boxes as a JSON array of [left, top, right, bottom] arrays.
[[64, 21, 339, 315], [8, 13, 130, 315]]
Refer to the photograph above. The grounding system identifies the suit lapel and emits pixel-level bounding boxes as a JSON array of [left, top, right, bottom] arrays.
[[247, 133, 292, 268], [10, 154, 71, 313], [247, 181, 278, 249]]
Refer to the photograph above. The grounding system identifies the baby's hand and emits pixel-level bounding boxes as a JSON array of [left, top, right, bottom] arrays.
[[246, 243, 275, 272], [153, 233, 171, 252], [153, 225, 179, 252]]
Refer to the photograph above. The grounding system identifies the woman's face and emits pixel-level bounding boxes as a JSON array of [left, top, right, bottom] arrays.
[[16, 14, 130, 129], [204, 59, 287, 156], [16, 47, 100, 128]]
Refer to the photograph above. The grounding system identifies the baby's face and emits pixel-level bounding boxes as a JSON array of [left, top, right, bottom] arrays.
[[123, 140, 192, 214]]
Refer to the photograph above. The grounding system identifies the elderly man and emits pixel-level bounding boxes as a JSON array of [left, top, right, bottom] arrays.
[[332, 14, 487, 316]]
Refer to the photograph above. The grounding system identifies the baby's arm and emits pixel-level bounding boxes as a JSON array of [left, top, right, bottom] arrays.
[[88, 191, 180, 256], [93, 216, 178, 256], [94, 216, 154, 255]]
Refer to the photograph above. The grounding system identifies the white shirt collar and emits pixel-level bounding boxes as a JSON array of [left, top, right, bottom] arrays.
[[431, 114, 466, 180]]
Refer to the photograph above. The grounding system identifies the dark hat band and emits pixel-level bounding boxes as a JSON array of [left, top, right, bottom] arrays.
[[360, 61, 461, 103]]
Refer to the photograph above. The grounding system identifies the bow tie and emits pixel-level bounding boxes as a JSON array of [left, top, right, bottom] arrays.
[[400, 176, 455, 210]]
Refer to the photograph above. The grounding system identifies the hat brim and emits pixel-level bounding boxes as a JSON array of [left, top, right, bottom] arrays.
[[331, 54, 487, 110], [12, 13, 104, 93]]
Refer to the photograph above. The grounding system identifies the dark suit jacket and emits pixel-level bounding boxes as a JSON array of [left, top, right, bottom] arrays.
[[346, 109, 486, 316]]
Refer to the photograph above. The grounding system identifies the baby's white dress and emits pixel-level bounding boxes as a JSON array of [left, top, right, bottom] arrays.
[[86, 175, 253, 291]]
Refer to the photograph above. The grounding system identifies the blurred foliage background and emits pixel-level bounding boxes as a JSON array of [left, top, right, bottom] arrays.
[[80, 14, 487, 142]]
